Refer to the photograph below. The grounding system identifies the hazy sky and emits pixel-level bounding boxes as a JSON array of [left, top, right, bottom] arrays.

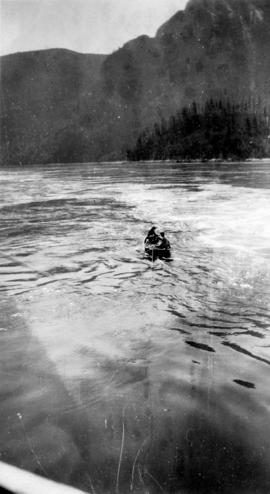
[[0, 0, 189, 56]]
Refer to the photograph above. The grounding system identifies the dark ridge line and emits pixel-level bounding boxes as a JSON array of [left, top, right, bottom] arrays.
[[5, 278, 37, 283], [245, 318, 270, 329], [188, 321, 244, 330], [0, 270, 36, 275], [223, 342, 270, 366], [0, 47, 108, 59], [80, 276, 99, 284], [209, 330, 265, 339], [37, 278, 68, 288], [232, 330, 265, 339], [203, 307, 252, 318], [209, 331, 233, 337], [169, 327, 191, 335], [166, 309, 186, 319], [233, 379, 256, 389], [195, 312, 249, 325], [185, 340, 216, 353]]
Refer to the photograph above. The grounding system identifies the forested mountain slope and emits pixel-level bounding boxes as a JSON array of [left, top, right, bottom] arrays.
[[1, 0, 270, 165]]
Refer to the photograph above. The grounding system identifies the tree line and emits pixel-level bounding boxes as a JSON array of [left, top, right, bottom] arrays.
[[127, 99, 270, 161]]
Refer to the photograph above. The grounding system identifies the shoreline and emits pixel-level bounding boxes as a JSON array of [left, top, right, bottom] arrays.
[[1, 157, 270, 168]]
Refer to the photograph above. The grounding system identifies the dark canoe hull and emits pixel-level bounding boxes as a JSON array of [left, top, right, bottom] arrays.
[[145, 247, 171, 260]]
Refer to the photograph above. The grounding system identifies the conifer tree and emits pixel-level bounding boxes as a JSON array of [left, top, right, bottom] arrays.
[[127, 99, 269, 161]]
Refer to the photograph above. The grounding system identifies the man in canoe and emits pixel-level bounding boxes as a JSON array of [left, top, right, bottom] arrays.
[[144, 226, 161, 246], [159, 232, 171, 251], [144, 228, 171, 259]]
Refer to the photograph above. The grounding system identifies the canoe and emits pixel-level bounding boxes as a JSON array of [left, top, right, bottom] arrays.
[[145, 246, 171, 260]]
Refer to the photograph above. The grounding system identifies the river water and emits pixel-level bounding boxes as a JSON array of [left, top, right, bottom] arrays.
[[1, 161, 270, 494]]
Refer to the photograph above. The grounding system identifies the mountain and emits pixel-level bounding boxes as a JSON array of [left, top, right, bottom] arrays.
[[0, 49, 107, 165], [1, 0, 270, 165]]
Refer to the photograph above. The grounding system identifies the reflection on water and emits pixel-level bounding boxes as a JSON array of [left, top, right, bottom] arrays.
[[0, 161, 270, 493]]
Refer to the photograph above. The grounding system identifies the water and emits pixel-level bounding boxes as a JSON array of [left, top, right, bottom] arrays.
[[0, 161, 270, 494]]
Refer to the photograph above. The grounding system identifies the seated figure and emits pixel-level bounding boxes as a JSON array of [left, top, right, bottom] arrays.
[[159, 232, 171, 250], [144, 226, 160, 246]]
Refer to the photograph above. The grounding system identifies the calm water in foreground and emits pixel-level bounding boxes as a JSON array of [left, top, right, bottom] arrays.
[[1, 161, 270, 494]]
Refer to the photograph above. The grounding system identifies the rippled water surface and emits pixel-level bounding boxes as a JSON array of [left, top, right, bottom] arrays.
[[1, 161, 270, 494]]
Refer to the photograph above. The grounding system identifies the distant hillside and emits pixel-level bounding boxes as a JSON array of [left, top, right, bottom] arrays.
[[1, 0, 270, 165], [0, 49, 107, 164]]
